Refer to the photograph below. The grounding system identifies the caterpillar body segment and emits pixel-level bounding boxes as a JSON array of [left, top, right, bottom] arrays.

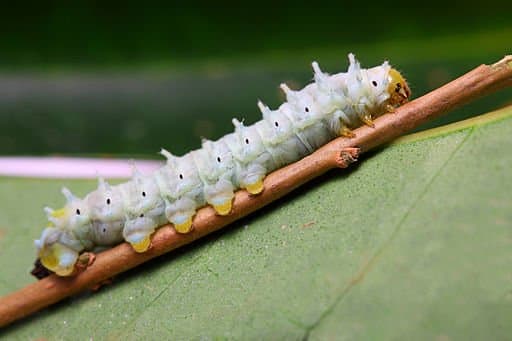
[[34, 54, 410, 276]]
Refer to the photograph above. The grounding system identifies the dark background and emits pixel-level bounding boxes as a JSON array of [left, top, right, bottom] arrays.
[[0, 2, 510, 156]]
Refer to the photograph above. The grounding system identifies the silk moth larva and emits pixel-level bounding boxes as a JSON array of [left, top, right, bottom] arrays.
[[34, 54, 410, 276]]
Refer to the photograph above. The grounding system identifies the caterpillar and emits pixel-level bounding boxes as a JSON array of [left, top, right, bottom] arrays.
[[34, 54, 410, 276]]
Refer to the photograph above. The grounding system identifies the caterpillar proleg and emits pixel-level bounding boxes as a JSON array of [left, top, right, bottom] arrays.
[[34, 54, 410, 276]]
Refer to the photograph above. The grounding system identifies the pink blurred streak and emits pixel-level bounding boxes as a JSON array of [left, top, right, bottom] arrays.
[[0, 157, 163, 179]]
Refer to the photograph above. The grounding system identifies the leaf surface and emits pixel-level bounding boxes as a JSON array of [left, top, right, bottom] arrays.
[[1, 107, 511, 339]]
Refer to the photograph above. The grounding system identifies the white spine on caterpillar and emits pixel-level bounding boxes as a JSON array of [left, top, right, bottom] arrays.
[[34, 53, 410, 276]]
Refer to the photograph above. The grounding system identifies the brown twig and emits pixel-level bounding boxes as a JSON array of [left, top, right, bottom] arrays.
[[1, 56, 511, 328]]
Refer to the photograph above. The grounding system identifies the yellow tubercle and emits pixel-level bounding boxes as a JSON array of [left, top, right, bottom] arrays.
[[51, 208, 67, 218], [131, 235, 152, 253], [245, 179, 264, 195], [213, 199, 233, 216], [40, 249, 59, 271], [174, 216, 193, 233], [39, 243, 78, 276]]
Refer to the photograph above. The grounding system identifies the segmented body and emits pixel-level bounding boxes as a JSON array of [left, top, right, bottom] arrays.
[[35, 54, 410, 276]]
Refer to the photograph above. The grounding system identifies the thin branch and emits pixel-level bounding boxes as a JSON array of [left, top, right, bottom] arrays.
[[1, 56, 511, 328]]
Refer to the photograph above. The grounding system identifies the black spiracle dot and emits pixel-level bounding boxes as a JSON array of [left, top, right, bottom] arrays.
[[106, 198, 111, 205], [142, 191, 146, 197], [102, 228, 106, 233], [372, 80, 377, 87], [305, 107, 309, 112], [274, 121, 279, 127], [217, 156, 221, 163], [76, 208, 80, 215], [245, 138, 249, 144], [140, 214, 144, 218], [179, 174, 184, 180]]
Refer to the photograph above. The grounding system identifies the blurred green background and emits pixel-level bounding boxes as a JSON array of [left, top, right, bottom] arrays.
[[0, 3, 510, 156]]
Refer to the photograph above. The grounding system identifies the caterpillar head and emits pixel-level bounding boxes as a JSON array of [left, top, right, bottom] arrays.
[[45, 188, 91, 230], [34, 227, 82, 276], [387, 68, 410, 107]]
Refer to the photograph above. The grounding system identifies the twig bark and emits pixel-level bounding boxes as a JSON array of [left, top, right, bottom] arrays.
[[1, 56, 511, 328]]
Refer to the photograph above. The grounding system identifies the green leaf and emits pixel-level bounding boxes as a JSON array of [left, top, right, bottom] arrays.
[[1, 106, 512, 339]]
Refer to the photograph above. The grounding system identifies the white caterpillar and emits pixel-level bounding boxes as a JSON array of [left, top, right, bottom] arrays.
[[34, 54, 410, 276]]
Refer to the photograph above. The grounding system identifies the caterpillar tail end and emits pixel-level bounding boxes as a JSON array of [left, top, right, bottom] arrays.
[[245, 179, 264, 195], [174, 216, 194, 234], [39, 243, 79, 276]]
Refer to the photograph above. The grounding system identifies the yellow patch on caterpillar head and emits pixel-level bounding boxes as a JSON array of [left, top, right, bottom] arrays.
[[131, 235, 152, 253], [387, 68, 411, 107]]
